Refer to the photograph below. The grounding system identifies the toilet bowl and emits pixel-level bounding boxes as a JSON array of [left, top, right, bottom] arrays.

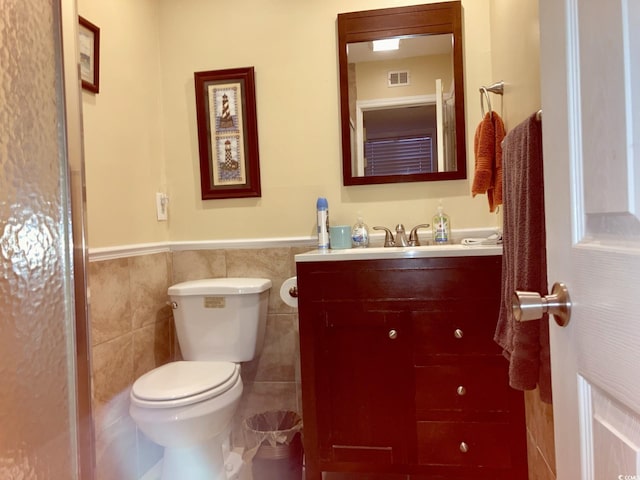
[[129, 278, 272, 480], [130, 361, 242, 480]]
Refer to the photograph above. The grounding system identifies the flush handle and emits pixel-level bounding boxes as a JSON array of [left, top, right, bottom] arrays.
[[512, 282, 571, 327]]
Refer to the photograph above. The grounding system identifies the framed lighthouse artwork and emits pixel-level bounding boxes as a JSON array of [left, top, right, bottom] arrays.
[[194, 67, 261, 199]]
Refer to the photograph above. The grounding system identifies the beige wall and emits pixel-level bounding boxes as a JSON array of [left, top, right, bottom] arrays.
[[80, 0, 497, 248], [356, 54, 453, 99], [80, 0, 168, 248], [488, 1, 556, 480], [489, 0, 542, 128]]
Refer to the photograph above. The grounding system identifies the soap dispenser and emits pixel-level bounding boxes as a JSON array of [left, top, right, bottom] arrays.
[[432, 201, 451, 244], [351, 216, 370, 248]]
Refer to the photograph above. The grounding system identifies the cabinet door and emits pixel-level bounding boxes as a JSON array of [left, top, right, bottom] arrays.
[[315, 306, 413, 466]]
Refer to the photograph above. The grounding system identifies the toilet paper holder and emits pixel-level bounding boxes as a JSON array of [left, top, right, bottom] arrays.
[[280, 276, 299, 308]]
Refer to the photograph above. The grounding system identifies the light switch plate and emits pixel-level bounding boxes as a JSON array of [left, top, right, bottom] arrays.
[[156, 192, 168, 221]]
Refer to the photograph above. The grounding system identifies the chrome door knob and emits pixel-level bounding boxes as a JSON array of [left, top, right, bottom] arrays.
[[512, 282, 572, 327], [388, 329, 398, 340]]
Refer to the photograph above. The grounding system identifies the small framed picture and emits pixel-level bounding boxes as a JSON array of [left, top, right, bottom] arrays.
[[78, 16, 100, 93], [194, 67, 261, 200]]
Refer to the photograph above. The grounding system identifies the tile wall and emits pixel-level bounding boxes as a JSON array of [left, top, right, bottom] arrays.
[[88, 246, 307, 480], [89, 244, 553, 480]]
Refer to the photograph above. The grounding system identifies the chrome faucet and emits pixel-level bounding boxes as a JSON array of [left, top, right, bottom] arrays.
[[373, 223, 430, 247], [394, 224, 409, 247]]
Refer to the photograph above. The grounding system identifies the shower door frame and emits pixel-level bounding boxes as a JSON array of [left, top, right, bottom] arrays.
[[59, 0, 96, 477]]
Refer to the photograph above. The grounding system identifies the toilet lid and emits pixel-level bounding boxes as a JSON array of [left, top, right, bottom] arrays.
[[131, 361, 239, 406]]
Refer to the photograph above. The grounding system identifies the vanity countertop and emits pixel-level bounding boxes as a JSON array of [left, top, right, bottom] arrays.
[[295, 243, 502, 262]]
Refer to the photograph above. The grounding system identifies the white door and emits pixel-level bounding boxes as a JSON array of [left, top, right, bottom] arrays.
[[540, 0, 640, 478]]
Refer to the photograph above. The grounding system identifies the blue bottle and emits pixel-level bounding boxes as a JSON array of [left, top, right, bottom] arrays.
[[317, 197, 329, 249]]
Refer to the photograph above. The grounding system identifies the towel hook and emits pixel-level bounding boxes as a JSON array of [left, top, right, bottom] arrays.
[[479, 81, 504, 117], [480, 87, 492, 117], [484, 81, 505, 95]]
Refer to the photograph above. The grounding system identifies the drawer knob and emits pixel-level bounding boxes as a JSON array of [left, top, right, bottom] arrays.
[[459, 442, 469, 453], [388, 329, 398, 340], [454, 328, 464, 339], [456, 385, 466, 396]]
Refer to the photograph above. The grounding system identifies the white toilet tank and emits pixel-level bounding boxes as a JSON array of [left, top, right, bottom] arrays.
[[168, 278, 272, 362]]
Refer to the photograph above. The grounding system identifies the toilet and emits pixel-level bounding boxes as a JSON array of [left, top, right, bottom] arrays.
[[129, 277, 272, 480]]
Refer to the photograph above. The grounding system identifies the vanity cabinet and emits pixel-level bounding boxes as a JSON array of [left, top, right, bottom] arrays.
[[296, 255, 528, 480]]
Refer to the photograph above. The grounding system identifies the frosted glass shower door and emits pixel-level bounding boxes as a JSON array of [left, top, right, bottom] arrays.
[[0, 0, 91, 478]]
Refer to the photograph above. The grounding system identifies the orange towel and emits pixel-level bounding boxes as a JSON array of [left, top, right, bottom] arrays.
[[472, 112, 506, 212]]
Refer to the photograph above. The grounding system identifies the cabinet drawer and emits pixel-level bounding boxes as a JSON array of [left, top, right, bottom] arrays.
[[415, 364, 511, 414], [417, 421, 512, 468], [413, 312, 502, 359], [296, 256, 501, 303]]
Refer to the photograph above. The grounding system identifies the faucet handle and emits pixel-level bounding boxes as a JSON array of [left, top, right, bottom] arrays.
[[409, 224, 431, 246], [373, 226, 395, 247]]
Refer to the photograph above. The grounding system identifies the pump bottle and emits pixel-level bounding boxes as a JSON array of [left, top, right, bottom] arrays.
[[432, 201, 451, 244], [351, 216, 369, 248]]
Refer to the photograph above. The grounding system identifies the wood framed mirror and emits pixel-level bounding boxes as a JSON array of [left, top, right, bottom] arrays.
[[338, 1, 466, 186]]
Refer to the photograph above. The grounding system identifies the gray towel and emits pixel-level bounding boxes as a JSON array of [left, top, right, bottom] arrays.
[[494, 112, 552, 403]]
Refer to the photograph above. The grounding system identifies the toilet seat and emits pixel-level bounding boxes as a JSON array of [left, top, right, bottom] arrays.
[[131, 361, 240, 409]]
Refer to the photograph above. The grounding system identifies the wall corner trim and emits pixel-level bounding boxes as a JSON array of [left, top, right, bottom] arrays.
[[87, 228, 500, 262], [88, 236, 317, 262]]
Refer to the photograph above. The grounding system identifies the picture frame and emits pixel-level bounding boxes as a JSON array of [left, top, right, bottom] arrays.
[[78, 16, 100, 93], [194, 67, 261, 200]]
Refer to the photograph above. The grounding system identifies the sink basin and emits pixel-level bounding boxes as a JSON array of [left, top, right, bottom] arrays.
[[295, 243, 502, 262]]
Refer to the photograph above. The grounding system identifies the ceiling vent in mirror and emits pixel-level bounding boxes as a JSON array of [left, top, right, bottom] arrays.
[[388, 70, 410, 87]]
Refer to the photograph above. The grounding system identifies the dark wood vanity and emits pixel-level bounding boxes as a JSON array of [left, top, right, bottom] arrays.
[[296, 253, 528, 480]]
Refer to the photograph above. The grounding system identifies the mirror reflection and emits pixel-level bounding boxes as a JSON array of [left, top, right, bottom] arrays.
[[347, 34, 457, 177], [338, 2, 466, 186]]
